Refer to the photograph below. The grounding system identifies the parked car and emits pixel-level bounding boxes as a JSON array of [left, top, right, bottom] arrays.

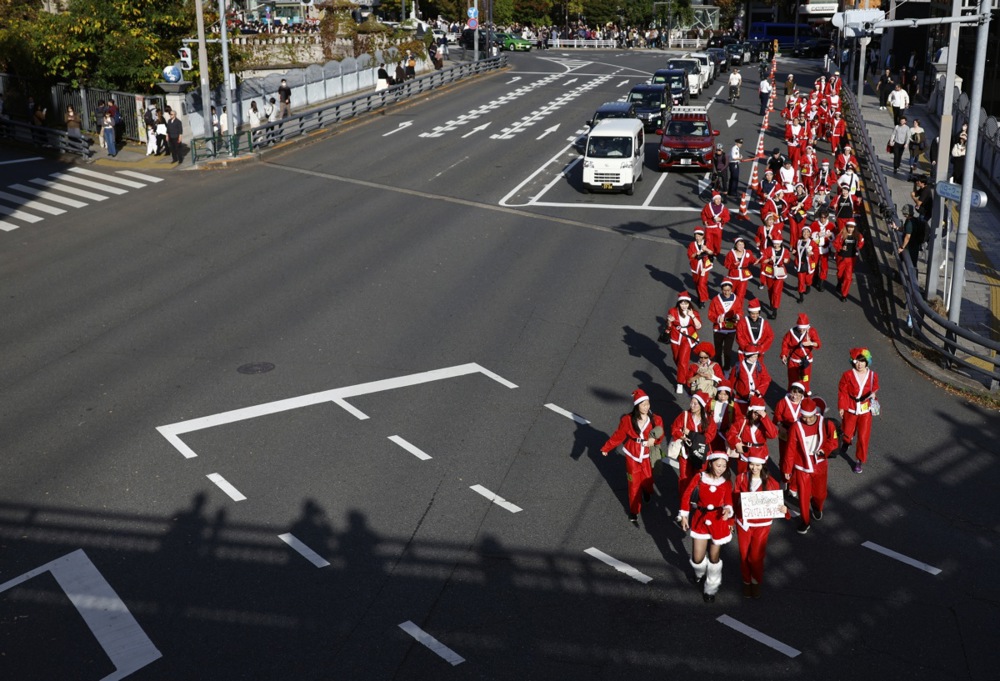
[[587, 101, 638, 128], [496, 32, 532, 51], [667, 57, 707, 97], [705, 47, 729, 74], [707, 35, 737, 49], [792, 37, 833, 57], [650, 69, 690, 107], [690, 52, 716, 83], [657, 105, 719, 170], [626, 83, 671, 133]]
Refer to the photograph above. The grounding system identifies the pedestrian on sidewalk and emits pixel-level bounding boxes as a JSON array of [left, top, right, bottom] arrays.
[[895, 204, 927, 270], [877, 69, 894, 110], [102, 111, 117, 157], [278, 78, 292, 118], [837, 348, 879, 474], [951, 130, 968, 183], [907, 118, 926, 177], [600, 389, 664, 526], [166, 109, 184, 163], [912, 175, 933, 221], [890, 116, 910, 174], [887, 83, 909, 125], [64, 105, 82, 142]]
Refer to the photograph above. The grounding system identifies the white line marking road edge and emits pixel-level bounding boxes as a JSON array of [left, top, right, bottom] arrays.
[[469, 484, 523, 513], [717, 615, 801, 658], [207, 473, 247, 501], [544, 403, 590, 424], [861, 541, 942, 575], [332, 397, 368, 420], [278, 533, 331, 567], [388, 435, 433, 461], [584, 547, 652, 584], [399, 621, 466, 666]]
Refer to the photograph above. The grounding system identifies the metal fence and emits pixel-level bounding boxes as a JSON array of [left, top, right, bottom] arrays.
[[191, 55, 508, 162], [841, 85, 1000, 387], [0, 117, 94, 158]]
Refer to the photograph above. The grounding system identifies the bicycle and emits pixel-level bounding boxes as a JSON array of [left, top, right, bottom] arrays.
[[728, 84, 741, 104], [709, 170, 726, 194]]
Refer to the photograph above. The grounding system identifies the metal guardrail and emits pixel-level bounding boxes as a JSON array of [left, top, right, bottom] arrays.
[[188, 55, 508, 162], [0, 118, 94, 159], [841, 86, 1000, 386], [548, 39, 617, 49], [190, 132, 255, 163]]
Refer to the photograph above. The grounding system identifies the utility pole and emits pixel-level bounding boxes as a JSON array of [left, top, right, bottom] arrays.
[[194, 0, 213, 136], [219, 0, 235, 152]]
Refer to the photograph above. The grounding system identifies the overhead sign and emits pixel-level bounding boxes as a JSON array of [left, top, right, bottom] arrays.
[[936, 181, 988, 208]]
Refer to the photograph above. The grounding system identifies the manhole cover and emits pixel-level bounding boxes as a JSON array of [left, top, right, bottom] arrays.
[[237, 362, 275, 375]]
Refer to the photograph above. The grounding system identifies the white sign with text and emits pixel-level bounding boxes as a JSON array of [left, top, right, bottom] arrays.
[[741, 490, 786, 520]]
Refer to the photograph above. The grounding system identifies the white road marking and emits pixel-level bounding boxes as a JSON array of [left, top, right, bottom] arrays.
[[584, 547, 653, 584], [727, 112, 738, 127], [383, 121, 413, 137], [507, 76, 521, 84], [491, 76, 610, 140], [67, 167, 147, 188], [207, 473, 247, 501], [564, 78, 578, 85], [332, 397, 368, 420], [388, 435, 433, 461], [530, 158, 577, 201], [469, 484, 523, 513], [0, 549, 162, 680], [421, 74, 563, 137], [461, 122, 491, 138], [117, 170, 163, 183], [525, 201, 701, 212], [499, 140, 579, 206], [642, 171, 670, 207], [278, 533, 331, 567], [715, 85, 724, 96], [616, 79, 630, 87], [29, 178, 109, 201], [49, 172, 128, 194], [157, 363, 518, 459], [0, 220, 20, 232], [536, 124, 560, 139], [399, 621, 465, 666], [0, 203, 43, 223], [0, 190, 66, 215], [0, 157, 44, 165], [9, 183, 88, 207], [861, 541, 942, 575], [717, 615, 801, 658], [544, 403, 590, 424]]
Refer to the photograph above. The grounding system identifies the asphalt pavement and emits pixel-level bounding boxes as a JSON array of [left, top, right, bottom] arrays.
[[0, 50, 997, 681]]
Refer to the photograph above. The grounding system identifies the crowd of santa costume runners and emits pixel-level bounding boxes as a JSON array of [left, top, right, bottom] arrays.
[[600, 58, 881, 603]]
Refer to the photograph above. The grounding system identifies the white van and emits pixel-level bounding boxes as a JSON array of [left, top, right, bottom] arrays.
[[690, 51, 716, 83], [581, 119, 645, 195]]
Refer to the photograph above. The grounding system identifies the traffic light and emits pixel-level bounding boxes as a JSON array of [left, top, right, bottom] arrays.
[[178, 47, 193, 71]]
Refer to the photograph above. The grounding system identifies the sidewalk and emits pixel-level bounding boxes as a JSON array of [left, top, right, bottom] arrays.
[[856, 76, 1000, 391]]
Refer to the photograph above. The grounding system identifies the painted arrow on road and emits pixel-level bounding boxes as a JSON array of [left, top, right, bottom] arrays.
[[383, 121, 413, 137], [537, 124, 560, 139], [462, 122, 491, 138], [564, 78, 578, 85], [507, 76, 521, 84], [617, 79, 630, 87], [727, 112, 738, 127]]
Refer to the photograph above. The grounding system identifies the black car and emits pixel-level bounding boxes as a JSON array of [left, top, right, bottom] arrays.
[[747, 39, 773, 63], [626, 83, 670, 133], [587, 101, 637, 128], [705, 47, 729, 74], [650, 68, 690, 106], [707, 35, 737, 49], [792, 37, 833, 58], [726, 42, 750, 65]]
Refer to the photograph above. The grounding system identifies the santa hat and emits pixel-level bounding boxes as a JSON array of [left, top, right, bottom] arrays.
[[694, 341, 715, 358], [850, 347, 872, 365], [822, 159, 831, 165], [712, 191, 722, 200], [734, 236, 745, 243], [694, 227, 705, 235], [692, 391, 709, 408], [632, 389, 649, 405], [813, 396, 828, 414], [799, 398, 819, 416], [748, 396, 767, 412], [716, 380, 733, 395], [706, 450, 729, 462], [790, 381, 806, 393], [747, 454, 768, 464], [721, 278, 734, 289], [802, 225, 812, 234], [678, 291, 692, 302], [771, 236, 784, 243], [846, 220, 857, 226], [747, 298, 762, 312], [796, 313, 810, 327], [764, 168, 775, 176]]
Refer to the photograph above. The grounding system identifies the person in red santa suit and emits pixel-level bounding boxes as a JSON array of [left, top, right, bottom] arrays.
[[755, 212, 784, 255], [688, 227, 715, 307], [682, 341, 726, 395], [759, 236, 791, 319], [670, 390, 717, 500], [700, 192, 730, 255], [808, 208, 836, 291], [837, 348, 879, 473], [827, 70, 842, 95], [723, 236, 757, 304], [601, 389, 665, 526], [758, 168, 779, 202], [798, 146, 819, 192], [780, 313, 821, 394], [834, 143, 860, 176], [707, 380, 737, 452], [735, 298, 774, 357], [734, 454, 788, 598], [787, 183, 812, 248], [729, 345, 772, 416], [785, 117, 808, 168], [832, 184, 860, 233], [663, 291, 703, 393], [726, 396, 778, 476], [773, 381, 806, 495], [833, 220, 865, 301], [778, 157, 797, 191], [782, 397, 840, 534], [793, 225, 820, 301], [679, 451, 734, 603], [826, 89, 841, 117], [708, 279, 743, 371], [829, 110, 846, 153]]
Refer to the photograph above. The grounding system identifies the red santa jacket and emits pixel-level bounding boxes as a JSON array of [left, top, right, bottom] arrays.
[[837, 367, 879, 415], [834, 151, 859, 175], [735, 315, 774, 355], [701, 201, 731, 228], [780, 325, 822, 367], [760, 245, 791, 280], [602, 412, 666, 464], [833, 229, 865, 259], [734, 472, 787, 529], [670, 409, 718, 451], [679, 470, 734, 520], [666, 306, 701, 347], [681, 360, 726, 390], [708, 293, 743, 334], [808, 218, 836, 254], [756, 221, 784, 252], [726, 412, 778, 463], [782, 416, 839, 476], [794, 235, 819, 274], [773, 394, 804, 441], [688, 240, 714, 275], [729, 357, 772, 401]]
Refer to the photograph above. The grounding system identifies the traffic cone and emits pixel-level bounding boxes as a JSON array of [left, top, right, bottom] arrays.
[[739, 191, 749, 218], [749, 161, 760, 193]]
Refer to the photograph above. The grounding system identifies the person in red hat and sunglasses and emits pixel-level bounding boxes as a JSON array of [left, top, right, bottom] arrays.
[[681, 342, 725, 396], [601, 389, 665, 526], [679, 450, 734, 603], [780, 313, 822, 394], [838, 348, 880, 473], [783, 397, 839, 533]]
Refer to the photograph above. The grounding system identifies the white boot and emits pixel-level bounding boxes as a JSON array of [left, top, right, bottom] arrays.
[[704, 559, 723, 597], [690, 557, 708, 584]]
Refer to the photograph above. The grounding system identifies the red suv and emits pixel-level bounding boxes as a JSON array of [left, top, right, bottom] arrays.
[[657, 106, 720, 170]]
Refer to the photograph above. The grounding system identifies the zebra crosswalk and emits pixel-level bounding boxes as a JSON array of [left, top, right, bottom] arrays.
[[0, 168, 163, 232]]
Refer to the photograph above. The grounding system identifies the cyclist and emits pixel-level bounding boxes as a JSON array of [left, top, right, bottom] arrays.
[[758, 60, 769, 81], [728, 68, 742, 103]]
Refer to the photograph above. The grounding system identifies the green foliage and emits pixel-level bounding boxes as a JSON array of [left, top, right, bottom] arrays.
[[493, 0, 515, 27]]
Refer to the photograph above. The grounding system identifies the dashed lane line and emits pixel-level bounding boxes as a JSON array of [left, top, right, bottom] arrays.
[[206, 473, 247, 501], [278, 533, 331, 567], [398, 621, 465, 666], [584, 547, 653, 584], [717, 615, 801, 658], [388, 435, 433, 461], [861, 541, 942, 575], [469, 484, 523, 513]]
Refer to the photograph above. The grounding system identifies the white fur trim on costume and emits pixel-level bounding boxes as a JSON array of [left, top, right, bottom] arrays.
[[704, 560, 723, 595]]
